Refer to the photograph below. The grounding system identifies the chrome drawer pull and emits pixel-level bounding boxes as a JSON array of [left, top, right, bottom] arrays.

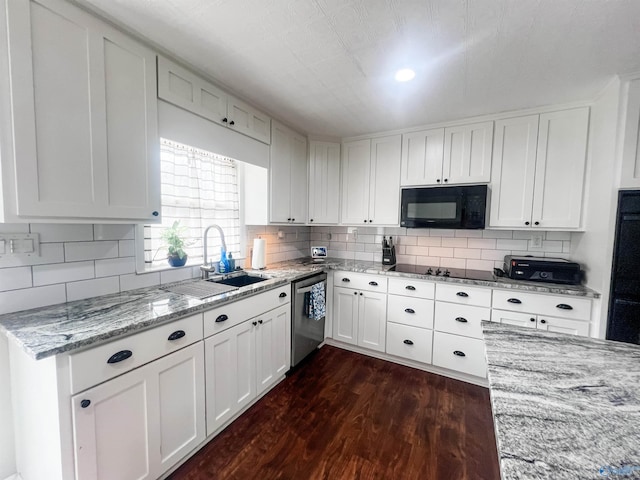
[[405, 285, 416, 291], [107, 350, 132, 364], [456, 292, 469, 297], [405, 308, 415, 314], [455, 317, 468, 323], [167, 330, 186, 341], [556, 304, 573, 310], [369, 281, 378, 286], [215, 314, 229, 323], [403, 339, 414, 345], [507, 298, 522, 304], [453, 350, 466, 357]]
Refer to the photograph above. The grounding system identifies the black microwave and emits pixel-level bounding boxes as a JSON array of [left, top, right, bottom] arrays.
[[400, 185, 487, 229]]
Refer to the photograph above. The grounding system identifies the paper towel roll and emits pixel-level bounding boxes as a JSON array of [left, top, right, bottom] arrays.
[[252, 238, 266, 269]]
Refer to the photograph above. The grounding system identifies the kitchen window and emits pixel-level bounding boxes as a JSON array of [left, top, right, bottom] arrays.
[[142, 138, 241, 269]]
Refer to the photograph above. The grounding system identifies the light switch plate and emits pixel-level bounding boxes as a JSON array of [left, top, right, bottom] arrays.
[[0, 233, 40, 259], [531, 233, 543, 249]]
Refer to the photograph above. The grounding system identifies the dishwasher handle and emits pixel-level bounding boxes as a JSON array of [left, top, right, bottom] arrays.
[[296, 282, 326, 295]]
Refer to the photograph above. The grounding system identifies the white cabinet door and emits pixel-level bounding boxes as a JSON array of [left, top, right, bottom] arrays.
[[333, 287, 359, 345], [369, 135, 402, 225], [308, 141, 341, 224], [532, 108, 589, 229], [443, 121, 493, 185], [537, 316, 590, 336], [7, 0, 159, 221], [255, 305, 290, 396], [401, 128, 444, 186], [620, 78, 640, 188], [156, 343, 205, 473], [358, 291, 387, 352], [205, 320, 256, 435], [269, 122, 307, 223], [72, 360, 159, 480], [491, 309, 537, 329], [341, 139, 371, 225], [227, 95, 271, 144], [289, 131, 308, 224], [489, 115, 539, 228]]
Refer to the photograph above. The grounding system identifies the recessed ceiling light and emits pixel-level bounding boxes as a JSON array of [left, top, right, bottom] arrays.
[[395, 68, 415, 82]]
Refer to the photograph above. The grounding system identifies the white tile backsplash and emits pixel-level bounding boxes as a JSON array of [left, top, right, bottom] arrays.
[[65, 241, 119, 262], [0, 223, 30, 234], [95, 257, 136, 277], [160, 266, 194, 284], [93, 224, 135, 241], [118, 240, 135, 257], [30, 224, 94, 243], [66, 276, 120, 302], [33, 261, 95, 286], [119, 272, 160, 291], [0, 284, 66, 315], [0, 267, 32, 292], [0, 243, 64, 268]]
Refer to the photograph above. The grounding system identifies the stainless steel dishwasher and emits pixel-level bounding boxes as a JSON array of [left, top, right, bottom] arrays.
[[291, 272, 327, 367]]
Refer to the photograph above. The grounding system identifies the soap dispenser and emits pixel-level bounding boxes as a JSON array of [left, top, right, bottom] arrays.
[[219, 248, 228, 273]]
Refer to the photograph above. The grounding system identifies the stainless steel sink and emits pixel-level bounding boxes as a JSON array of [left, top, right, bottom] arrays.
[[206, 272, 268, 288]]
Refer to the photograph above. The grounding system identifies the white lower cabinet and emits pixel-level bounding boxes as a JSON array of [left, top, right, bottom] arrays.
[[205, 303, 290, 435], [491, 309, 590, 336], [432, 332, 487, 378], [333, 284, 387, 352], [386, 322, 433, 364], [72, 341, 205, 480]]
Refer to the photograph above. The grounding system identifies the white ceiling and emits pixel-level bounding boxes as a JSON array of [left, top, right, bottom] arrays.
[[82, 0, 640, 137]]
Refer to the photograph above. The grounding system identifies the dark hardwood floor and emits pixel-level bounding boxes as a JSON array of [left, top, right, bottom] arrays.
[[168, 346, 500, 480]]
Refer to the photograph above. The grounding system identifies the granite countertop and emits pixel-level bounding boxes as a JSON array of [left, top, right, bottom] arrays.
[[0, 257, 598, 361], [483, 322, 640, 480]]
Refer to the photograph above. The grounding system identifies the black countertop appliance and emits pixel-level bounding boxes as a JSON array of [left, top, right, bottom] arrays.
[[502, 255, 582, 285]]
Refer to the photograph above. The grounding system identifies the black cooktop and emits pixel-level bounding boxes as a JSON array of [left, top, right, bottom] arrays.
[[389, 264, 495, 281]]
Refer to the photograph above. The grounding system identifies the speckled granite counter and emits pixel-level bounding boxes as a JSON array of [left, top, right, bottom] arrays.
[[0, 257, 598, 361], [483, 322, 640, 480]]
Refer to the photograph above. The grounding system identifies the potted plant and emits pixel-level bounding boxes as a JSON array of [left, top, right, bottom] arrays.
[[161, 220, 190, 267]]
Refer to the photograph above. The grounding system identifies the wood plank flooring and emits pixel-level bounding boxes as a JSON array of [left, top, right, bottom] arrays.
[[168, 346, 500, 480]]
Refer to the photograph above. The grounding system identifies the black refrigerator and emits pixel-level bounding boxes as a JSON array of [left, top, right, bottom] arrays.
[[607, 190, 640, 344]]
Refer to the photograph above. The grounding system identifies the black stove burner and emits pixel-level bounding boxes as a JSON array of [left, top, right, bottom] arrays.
[[390, 264, 494, 281]]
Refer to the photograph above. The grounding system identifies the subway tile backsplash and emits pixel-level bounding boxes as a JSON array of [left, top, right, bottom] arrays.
[[0, 222, 574, 316]]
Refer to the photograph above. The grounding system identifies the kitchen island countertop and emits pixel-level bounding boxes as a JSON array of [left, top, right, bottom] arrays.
[[0, 257, 598, 361], [483, 321, 640, 480]]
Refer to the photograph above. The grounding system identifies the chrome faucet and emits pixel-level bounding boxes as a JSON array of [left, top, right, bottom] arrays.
[[201, 224, 227, 279]]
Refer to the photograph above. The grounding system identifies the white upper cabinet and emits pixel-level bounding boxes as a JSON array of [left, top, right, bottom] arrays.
[[490, 108, 589, 229], [443, 121, 494, 185], [308, 141, 341, 224], [341, 135, 401, 225], [269, 121, 308, 224], [157, 56, 271, 144], [620, 78, 640, 188], [400, 122, 492, 186], [3, 0, 160, 222]]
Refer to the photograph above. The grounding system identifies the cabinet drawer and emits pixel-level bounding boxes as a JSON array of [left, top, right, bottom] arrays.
[[334, 271, 387, 292], [203, 285, 290, 338], [434, 303, 489, 339], [432, 332, 486, 378], [435, 283, 492, 307], [69, 313, 203, 394], [492, 290, 592, 321], [538, 315, 590, 336], [491, 309, 537, 329], [386, 322, 433, 364], [387, 295, 434, 329], [388, 277, 435, 299]]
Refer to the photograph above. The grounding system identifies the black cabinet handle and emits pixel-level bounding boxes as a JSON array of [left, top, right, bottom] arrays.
[[540, 319, 547, 324], [229, 120, 235, 126], [436, 179, 441, 183], [292, 218, 295, 222], [152, 211, 159, 217], [287, 217, 291, 221], [359, 292, 363, 296], [556, 304, 573, 310], [534, 221, 540, 226], [168, 330, 186, 341], [443, 178, 448, 183], [222, 117, 228, 123], [525, 221, 530, 226], [364, 219, 367, 223], [81, 399, 91, 408], [530, 317, 536, 322], [456, 292, 469, 297], [353, 292, 357, 295], [455, 317, 468, 323], [453, 350, 466, 357], [405, 308, 415, 314], [215, 314, 229, 323], [369, 281, 378, 286], [405, 285, 416, 291], [279, 292, 287, 298], [507, 298, 522, 304], [107, 350, 132, 364], [258, 319, 263, 324], [342, 278, 350, 282], [252, 321, 257, 326], [310, 219, 314, 222], [403, 339, 414, 345]]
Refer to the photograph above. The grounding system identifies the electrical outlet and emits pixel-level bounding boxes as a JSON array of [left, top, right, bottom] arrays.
[[346, 227, 358, 241], [531, 233, 543, 249]]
